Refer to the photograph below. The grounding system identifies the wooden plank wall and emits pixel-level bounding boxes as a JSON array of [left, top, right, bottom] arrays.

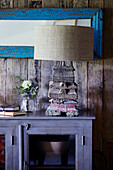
[[0, 0, 113, 169]]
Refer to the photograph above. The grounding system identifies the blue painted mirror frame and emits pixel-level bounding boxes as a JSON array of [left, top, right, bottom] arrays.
[[0, 8, 103, 59]]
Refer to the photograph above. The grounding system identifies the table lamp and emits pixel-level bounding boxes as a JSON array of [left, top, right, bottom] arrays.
[[34, 26, 94, 116]]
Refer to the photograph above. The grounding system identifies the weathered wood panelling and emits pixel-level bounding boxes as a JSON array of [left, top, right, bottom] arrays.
[[88, 0, 104, 8], [0, 0, 113, 169], [42, 0, 59, 8], [28, 0, 42, 8], [13, 0, 18, 8], [1, 59, 29, 105], [88, 60, 103, 151], [102, 59, 113, 169], [12, 59, 21, 105], [0, 59, 7, 105], [73, 0, 88, 8], [40, 61, 55, 110], [73, 61, 88, 110], [6, 59, 14, 105], [59, 0, 73, 8], [17, 0, 25, 8], [0, 0, 11, 8], [103, 59, 113, 142], [103, 0, 113, 59]]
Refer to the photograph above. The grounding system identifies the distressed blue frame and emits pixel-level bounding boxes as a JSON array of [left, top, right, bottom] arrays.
[[0, 8, 103, 59]]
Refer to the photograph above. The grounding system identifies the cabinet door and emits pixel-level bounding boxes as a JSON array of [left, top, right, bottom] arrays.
[[19, 123, 84, 170], [0, 128, 13, 170]]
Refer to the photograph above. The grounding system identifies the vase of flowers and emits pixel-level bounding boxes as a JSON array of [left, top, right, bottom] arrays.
[[14, 76, 38, 112]]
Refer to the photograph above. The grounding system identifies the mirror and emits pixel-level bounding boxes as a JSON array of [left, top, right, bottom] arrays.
[[0, 8, 103, 59], [0, 19, 91, 46]]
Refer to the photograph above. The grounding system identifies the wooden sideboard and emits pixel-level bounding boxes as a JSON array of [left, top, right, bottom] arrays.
[[0, 111, 95, 170]]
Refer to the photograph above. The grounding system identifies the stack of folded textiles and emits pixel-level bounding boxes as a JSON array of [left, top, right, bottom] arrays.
[[0, 105, 26, 117]]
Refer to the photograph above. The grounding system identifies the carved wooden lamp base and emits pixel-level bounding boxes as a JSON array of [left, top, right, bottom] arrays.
[[46, 61, 79, 116]]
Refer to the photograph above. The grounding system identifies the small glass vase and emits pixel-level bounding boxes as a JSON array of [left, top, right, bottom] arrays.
[[20, 94, 36, 112]]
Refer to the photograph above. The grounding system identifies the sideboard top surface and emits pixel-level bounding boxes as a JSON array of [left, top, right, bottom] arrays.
[[0, 110, 95, 120]]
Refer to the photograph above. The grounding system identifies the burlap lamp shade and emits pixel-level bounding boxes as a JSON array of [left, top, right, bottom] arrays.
[[34, 25, 94, 61]]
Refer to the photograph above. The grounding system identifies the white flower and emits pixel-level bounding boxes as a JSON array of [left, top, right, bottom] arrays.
[[22, 80, 31, 89]]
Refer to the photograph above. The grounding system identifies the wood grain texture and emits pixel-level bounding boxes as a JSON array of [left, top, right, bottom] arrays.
[[13, 0, 29, 8], [17, 0, 26, 8], [88, 60, 103, 151], [73, 61, 88, 110], [42, 0, 59, 8], [5, 59, 26, 105], [88, 0, 103, 8], [0, 0, 11, 8], [103, 59, 113, 142], [18, 59, 28, 105], [13, 0, 18, 8], [28, 0, 42, 8], [103, 141, 113, 170], [0, 58, 28, 106], [103, 0, 113, 59], [10, 0, 13, 8], [28, 59, 39, 111], [42, 0, 73, 8], [40, 61, 55, 110], [0, 59, 7, 105], [73, 0, 88, 7], [36, 60, 42, 110], [59, 0, 73, 8], [12, 59, 21, 105], [5, 59, 14, 105], [20, 59, 28, 80], [28, 59, 35, 81]]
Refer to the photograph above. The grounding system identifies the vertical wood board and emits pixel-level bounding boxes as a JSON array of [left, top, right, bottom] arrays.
[[73, 0, 88, 8], [103, 59, 113, 142], [0, 0, 11, 8], [28, 0, 42, 8], [17, 0, 26, 8], [42, 0, 74, 8], [88, 0, 104, 8], [28, 59, 39, 111], [5, 59, 14, 105], [103, 0, 113, 59], [33, 60, 41, 111], [13, 0, 29, 8], [28, 59, 35, 81], [12, 59, 21, 105], [42, 0, 59, 8], [20, 59, 28, 80], [19, 59, 28, 105], [5, 59, 25, 105], [37, 60, 42, 110], [10, 0, 13, 8], [0, 59, 7, 105], [73, 61, 88, 110], [13, 0, 18, 8], [40, 61, 55, 110], [59, 0, 73, 8], [103, 141, 113, 170], [88, 60, 103, 151]]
